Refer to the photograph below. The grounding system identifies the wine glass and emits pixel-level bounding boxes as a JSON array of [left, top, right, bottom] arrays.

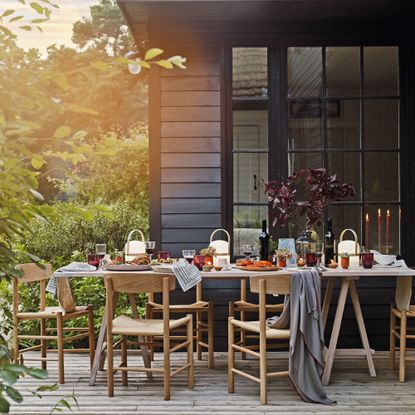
[[314, 241, 324, 268], [145, 241, 156, 261], [95, 244, 106, 268], [241, 244, 253, 260], [182, 250, 196, 264]]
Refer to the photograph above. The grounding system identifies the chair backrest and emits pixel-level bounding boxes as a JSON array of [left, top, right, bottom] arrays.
[[250, 273, 291, 295], [16, 263, 52, 283], [14, 263, 52, 313], [106, 273, 176, 294]]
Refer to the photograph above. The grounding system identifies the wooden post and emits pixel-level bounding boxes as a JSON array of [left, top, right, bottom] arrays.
[[389, 305, 396, 370], [57, 312, 64, 384], [399, 310, 407, 383], [259, 279, 267, 405]]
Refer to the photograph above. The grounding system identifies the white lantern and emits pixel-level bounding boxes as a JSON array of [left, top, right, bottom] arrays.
[[209, 229, 231, 267], [124, 229, 146, 262], [337, 229, 361, 269]]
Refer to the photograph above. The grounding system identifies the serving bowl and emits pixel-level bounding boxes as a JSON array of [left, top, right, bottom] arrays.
[[372, 252, 396, 266]]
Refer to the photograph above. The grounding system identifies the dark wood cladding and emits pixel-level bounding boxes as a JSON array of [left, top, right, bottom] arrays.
[[156, 46, 223, 262]]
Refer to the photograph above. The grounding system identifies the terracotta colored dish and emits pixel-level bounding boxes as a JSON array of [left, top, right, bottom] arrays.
[[236, 265, 280, 272]]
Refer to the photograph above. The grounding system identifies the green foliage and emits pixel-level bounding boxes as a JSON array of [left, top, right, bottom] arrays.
[[66, 127, 149, 206], [0, 345, 48, 413]]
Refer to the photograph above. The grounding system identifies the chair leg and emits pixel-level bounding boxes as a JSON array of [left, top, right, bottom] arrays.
[[121, 335, 128, 386], [399, 311, 407, 383], [88, 305, 95, 369], [145, 304, 155, 362], [57, 313, 64, 384], [389, 306, 396, 370], [196, 311, 202, 361], [40, 318, 47, 370], [228, 317, 235, 394], [259, 330, 267, 405], [187, 315, 194, 389], [163, 329, 171, 401], [207, 302, 215, 369], [240, 310, 247, 360], [12, 318, 19, 365], [107, 329, 114, 397]]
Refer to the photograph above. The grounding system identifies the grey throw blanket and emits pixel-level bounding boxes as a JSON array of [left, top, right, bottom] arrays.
[[266, 269, 336, 405]]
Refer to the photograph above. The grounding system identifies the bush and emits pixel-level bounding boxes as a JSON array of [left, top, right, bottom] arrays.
[[2, 200, 149, 348]]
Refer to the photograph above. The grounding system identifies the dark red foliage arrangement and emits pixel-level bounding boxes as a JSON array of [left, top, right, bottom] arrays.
[[264, 168, 356, 228]]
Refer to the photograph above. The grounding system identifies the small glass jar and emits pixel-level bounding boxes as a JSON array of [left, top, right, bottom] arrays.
[[340, 255, 350, 269]]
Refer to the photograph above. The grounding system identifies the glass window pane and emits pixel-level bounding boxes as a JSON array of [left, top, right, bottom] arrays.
[[363, 205, 400, 255], [364, 47, 399, 96], [288, 100, 322, 149], [233, 110, 268, 150], [327, 204, 362, 244], [234, 205, 268, 255], [288, 47, 322, 97], [233, 47, 268, 98], [288, 152, 323, 200], [364, 152, 399, 201], [326, 100, 360, 148], [364, 99, 399, 149], [326, 47, 360, 97], [327, 152, 361, 201], [234, 153, 268, 204]]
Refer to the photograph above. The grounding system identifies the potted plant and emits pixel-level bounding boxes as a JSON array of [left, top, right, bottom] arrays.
[[275, 249, 292, 268], [264, 168, 355, 230], [199, 246, 216, 266], [340, 252, 350, 269]]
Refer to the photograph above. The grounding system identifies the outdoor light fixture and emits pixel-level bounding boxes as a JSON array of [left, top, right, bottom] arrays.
[[125, 46, 142, 75]]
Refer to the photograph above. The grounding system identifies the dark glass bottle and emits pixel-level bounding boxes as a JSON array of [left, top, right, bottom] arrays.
[[259, 219, 270, 261], [324, 218, 335, 266]]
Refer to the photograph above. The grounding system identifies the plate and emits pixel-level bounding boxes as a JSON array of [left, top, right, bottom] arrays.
[[104, 264, 152, 271], [236, 265, 280, 272], [151, 264, 174, 274]]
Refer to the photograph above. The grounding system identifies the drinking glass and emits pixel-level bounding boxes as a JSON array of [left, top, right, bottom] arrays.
[[193, 255, 205, 270], [362, 252, 374, 269], [182, 250, 196, 264], [145, 241, 156, 260], [314, 241, 323, 266], [157, 251, 170, 260], [95, 244, 106, 260], [87, 253, 99, 268], [305, 252, 317, 267], [241, 244, 253, 260]]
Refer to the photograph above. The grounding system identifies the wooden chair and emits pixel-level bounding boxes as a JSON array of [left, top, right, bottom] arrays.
[[146, 282, 214, 368], [12, 263, 95, 384], [229, 278, 285, 359], [105, 273, 194, 400], [228, 274, 291, 404], [390, 302, 415, 382]]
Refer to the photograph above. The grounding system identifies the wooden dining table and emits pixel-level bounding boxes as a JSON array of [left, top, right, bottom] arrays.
[[51, 265, 415, 386]]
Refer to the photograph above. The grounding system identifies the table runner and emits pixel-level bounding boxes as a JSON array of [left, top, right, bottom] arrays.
[[266, 269, 336, 405]]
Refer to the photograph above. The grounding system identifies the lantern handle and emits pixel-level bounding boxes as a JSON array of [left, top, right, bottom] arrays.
[[339, 228, 359, 255]]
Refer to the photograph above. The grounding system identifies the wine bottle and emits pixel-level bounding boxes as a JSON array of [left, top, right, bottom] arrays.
[[259, 219, 270, 261], [324, 218, 335, 266]]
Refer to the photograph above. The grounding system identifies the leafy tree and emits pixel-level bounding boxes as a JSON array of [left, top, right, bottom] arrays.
[[72, 0, 130, 56]]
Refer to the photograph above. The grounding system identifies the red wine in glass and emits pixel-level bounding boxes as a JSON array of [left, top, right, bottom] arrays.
[[87, 254, 99, 268]]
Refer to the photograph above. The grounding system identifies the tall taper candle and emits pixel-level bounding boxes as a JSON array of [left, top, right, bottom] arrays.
[[365, 213, 370, 249], [377, 208, 382, 252], [386, 209, 390, 254]]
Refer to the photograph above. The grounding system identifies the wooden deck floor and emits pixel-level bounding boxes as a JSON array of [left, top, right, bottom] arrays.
[[10, 351, 415, 415]]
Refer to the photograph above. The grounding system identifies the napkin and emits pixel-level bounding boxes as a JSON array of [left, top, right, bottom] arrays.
[[172, 259, 202, 292]]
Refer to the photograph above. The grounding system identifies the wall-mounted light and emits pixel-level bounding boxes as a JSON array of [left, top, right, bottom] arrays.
[[125, 45, 142, 75]]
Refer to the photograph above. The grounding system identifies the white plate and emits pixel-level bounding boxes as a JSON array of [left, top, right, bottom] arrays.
[[151, 264, 174, 274]]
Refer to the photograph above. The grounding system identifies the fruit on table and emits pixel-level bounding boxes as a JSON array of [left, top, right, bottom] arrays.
[[237, 259, 254, 266], [253, 260, 273, 267], [114, 255, 124, 265], [328, 259, 338, 268], [297, 257, 306, 267]]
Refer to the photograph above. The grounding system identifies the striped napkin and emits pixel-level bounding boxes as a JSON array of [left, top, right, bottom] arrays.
[[172, 259, 202, 292], [46, 262, 97, 295]]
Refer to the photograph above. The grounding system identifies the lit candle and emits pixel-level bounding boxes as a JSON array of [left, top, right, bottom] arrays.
[[365, 213, 370, 249], [377, 208, 382, 252], [386, 209, 390, 254]]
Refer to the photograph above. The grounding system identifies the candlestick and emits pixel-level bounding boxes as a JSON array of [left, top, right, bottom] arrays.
[[377, 208, 382, 252], [365, 213, 370, 249], [386, 209, 390, 254]]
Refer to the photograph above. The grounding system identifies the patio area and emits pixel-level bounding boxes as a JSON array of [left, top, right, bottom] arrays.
[[11, 351, 415, 414]]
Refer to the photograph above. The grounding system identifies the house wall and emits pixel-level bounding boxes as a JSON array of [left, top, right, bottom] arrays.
[[147, 30, 415, 352]]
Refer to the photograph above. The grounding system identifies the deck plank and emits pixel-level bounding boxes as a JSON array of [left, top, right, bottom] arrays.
[[10, 351, 415, 414]]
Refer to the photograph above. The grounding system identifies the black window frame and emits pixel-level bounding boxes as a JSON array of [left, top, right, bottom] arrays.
[[225, 37, 404, 260]]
